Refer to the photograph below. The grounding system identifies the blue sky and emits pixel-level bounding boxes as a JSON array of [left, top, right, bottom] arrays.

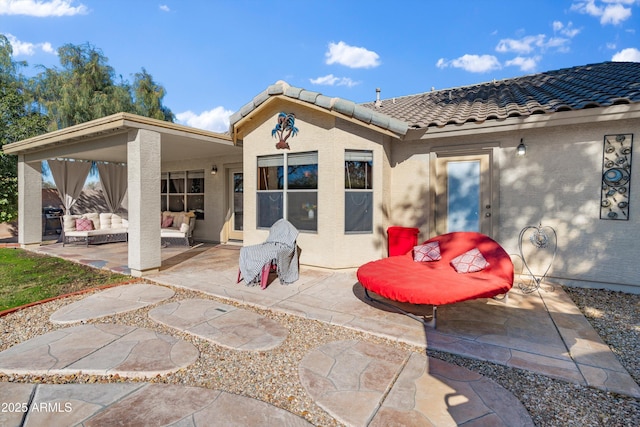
[[2, 0, 639, 133]]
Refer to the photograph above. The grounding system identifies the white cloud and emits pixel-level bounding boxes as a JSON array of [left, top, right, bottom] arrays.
[[41, 41, 54, 53], [505, 56, 541, 72], [0, 0, 88, 16], [612, 47, 640, 61], [496, 29, 575, 56], [553, 21, 581, 38], [309, 74, 359, 87], [496, 35, 546, 54], [571, 0, 634, 25], [159, 4, 170, 12], [325, 41, 380, 69], [4, 33, 56, 56], [601, 2, 633, 24], [496, 35, 551, 54], [175, 107, 234, 133], [437, 54, 501, 73]]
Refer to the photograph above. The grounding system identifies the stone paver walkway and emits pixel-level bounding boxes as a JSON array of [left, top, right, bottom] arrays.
[[0, 382, 313, 427], [3, 242, 638, 425], [50, 283, 174, 324], [1, 278, 537, 426], [0, 324, 198, 378], [299, 340, 533, 427], [149, 298, 289, 351]]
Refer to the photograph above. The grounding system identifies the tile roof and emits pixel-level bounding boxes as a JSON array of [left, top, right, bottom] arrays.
[[230, 62, 640, 139], [360, 61, 640, 129], [229, 81, 410, 136]]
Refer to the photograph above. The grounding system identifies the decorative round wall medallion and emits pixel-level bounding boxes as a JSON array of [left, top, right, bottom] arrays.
[[603, 168, 629, 187]]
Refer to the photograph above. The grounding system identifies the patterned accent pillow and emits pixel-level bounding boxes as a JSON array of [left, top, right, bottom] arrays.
[[413, 241, 442, 262], [451, 248, 489, 273], [161, 216, 174, 228], [75, 218, 94, 232]]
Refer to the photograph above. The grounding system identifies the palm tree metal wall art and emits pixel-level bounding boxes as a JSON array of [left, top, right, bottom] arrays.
[[272, 112, 298, 149]]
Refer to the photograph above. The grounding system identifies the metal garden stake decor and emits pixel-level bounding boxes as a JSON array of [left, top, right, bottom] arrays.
[[518, 224, 557, 293]]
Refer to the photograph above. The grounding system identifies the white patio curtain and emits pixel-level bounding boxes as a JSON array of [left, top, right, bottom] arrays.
[[97, 162, 128, 213], [48, 159, 92, 214]]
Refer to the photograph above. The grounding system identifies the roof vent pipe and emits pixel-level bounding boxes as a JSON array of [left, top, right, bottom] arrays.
[[375, 88, 382, 108]]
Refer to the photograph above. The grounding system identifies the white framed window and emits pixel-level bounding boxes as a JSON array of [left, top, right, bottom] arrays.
[[161, 170, 205, 219], [257, 152, 318, 231], [345, 150, 373, 233]]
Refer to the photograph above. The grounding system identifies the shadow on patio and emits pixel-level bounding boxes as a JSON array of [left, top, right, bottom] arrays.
[[29, 241, 640, 399]]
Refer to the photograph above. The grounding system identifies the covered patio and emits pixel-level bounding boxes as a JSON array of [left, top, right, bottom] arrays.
[[3, 113, 242, 276], [30, 241, 640, 399]]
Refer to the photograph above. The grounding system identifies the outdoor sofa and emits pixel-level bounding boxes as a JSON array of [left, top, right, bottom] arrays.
[[357, 231, 514, 328], [62, 213, 128, 246], [61, 211, 196, 247], [160, 211, 196, 246]]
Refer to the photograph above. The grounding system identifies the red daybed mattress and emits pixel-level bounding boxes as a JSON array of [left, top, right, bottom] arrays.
[[357, 232, 514, 307]]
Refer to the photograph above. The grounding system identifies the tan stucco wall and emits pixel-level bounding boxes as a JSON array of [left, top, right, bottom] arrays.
[[240, 100, 391, 268], [162, 153, 243, 243], [390, 116, 640, 293], [238, 99, 640, 292]]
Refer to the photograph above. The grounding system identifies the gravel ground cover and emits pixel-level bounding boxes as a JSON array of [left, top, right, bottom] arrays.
[[1, 284, 639, 426]]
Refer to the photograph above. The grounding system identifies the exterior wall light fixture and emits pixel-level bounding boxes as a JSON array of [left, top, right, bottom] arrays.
[[516, 139, 527, 157], [211, 165, 218, 175]]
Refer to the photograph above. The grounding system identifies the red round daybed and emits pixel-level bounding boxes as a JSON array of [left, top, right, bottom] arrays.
[[357, 231, 514, 327]]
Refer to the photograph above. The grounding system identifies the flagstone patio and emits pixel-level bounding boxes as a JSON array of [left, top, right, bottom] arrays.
[[31, 241, 640, 399]]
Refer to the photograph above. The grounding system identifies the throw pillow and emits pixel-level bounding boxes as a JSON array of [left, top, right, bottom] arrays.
[[451, 248, 489, 273], [179, 222, 189, 233], [413, 241, 441, 262], [161, 216, 174, 228], [75, 217, 94, 232]]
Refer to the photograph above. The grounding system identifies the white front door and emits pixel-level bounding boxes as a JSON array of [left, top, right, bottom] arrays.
[[433, 151, 495, 236]]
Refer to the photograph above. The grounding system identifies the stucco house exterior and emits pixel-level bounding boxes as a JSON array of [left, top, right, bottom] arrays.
[[4, 61, 640, 293], [230, 61, 640, 293], [3, 114, 243, 276]]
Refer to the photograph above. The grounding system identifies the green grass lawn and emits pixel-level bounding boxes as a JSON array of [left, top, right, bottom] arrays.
[[0, 248, 130, 311]]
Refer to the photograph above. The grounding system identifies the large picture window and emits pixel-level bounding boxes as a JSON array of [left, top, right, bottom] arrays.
[[257, 152, 318, 231], [161, 170, 205, 219], [345, 150, 373, 233]]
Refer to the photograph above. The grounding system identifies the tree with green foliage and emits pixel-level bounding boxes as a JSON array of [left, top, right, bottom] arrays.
[[31, 42, 175, 185], [33, 42, 174, 130], [133, 68, 174, 122], [0, 35, 48, 223], [1, 39, 174, 222]]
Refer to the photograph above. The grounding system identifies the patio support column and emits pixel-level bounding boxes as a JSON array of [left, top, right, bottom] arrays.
[[127, 129, 161, 277], [17, 155, 42, 247]]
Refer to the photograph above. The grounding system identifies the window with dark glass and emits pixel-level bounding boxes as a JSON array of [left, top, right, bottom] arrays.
[[257, 155, 284, 228], [286, 152, 318, 232], [161, 170, 205, 219], [345, 150, 373, 233], [256, 152, 318, 232]]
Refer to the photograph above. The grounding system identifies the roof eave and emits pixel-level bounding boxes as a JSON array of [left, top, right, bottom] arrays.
[[230, 93, 408, 143], [3, 112, 232, 156], [409, 103, 640, 140]]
